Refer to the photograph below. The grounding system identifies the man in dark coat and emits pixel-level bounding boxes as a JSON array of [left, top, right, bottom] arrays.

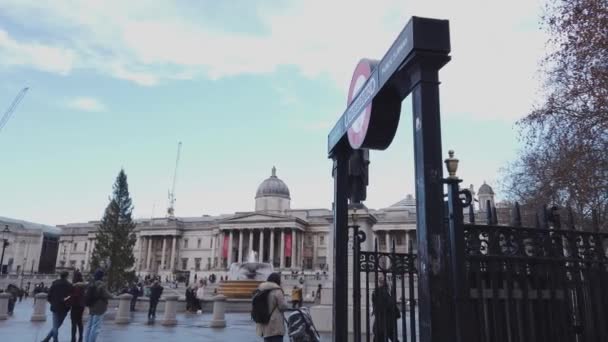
[[148, 281, 163, 319], [42, 271, 73, 342], [372, 274, 400, 342]]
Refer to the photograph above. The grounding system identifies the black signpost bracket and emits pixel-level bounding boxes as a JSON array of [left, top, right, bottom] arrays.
[[328, 16, 452, 342]]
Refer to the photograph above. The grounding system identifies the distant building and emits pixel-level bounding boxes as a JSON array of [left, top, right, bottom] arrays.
[[0, 217, 61, 274], [57, 167, 497, 281]]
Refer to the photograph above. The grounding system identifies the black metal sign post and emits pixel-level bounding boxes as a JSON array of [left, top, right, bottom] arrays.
[[328, 17, 452, 342]]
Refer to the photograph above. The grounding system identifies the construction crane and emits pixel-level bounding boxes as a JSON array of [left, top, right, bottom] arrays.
[[0, 87, 29, 134], [167, 141, 182, 218]]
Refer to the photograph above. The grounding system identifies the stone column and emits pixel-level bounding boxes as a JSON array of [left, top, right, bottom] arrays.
[[312, 234, 318, 269], [162, 295, 178, 326], [385, 231, 390, 252], [248, 229, 254, 260], [170, 236, 177, 271], [259, 229, 265, 262], [280, 229, 285, 269], [237, 230, 244, 263], [146, 236, 153, 271], [161, 236, 167, 270], [291, 229, 297, 268], [228, 231, 234, 266], [0, 293, 9, 320], [299, 230, 304, 268], [210, 295, 227, 328], [269, 229, 275, 266], [210, 235, 216, 268], [31, 293, 47, 321], [115, 293, 132, 324]]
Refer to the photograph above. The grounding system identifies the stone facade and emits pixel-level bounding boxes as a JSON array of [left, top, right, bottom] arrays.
[[55, 168, 496, 282]]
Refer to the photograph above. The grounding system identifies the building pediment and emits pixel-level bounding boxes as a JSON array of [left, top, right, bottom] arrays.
[[219, 212, 308, 230]]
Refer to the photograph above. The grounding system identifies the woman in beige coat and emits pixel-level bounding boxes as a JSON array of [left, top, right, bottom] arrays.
[[256, 272, 289, 341]]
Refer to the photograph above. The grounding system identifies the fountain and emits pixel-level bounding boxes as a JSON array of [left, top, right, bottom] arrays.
[[218, 250, 274, 298]]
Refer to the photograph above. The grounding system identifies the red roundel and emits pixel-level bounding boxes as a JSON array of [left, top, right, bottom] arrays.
[[347, 59, 374, 149]]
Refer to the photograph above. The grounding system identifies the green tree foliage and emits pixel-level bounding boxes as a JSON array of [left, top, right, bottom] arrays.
[[503, 0, 607, 231], [90, 169, 137, 290]]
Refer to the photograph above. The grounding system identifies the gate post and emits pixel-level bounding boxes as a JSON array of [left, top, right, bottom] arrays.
[[331, 146, 350, 342], [444, 150, 470, 342], [410, 54, 453, 342]]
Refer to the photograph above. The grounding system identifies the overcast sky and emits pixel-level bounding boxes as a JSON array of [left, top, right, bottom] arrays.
[[0, 0, 547, 225]]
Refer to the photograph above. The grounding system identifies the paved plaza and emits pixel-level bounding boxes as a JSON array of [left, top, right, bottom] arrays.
[[1, 298, 331, 341]]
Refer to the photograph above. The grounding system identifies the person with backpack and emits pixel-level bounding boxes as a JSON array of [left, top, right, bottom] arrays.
[[148, 281, 163, 320], [252, 272, 289, 342], [69, 271, 87, 342], [84, 270, 112, 342], [41, 271, 73, 342]]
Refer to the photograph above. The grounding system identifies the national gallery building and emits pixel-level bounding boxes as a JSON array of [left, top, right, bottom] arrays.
[[55, 167, 497, 280]]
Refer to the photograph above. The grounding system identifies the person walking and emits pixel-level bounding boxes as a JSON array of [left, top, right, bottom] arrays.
[[255, 272, 289, 342], [41, 271, 73, 342], [372, 274, 400, 342], [69, 271, 87, 342], [291, 286, 302, 309], [196, 281, 205, 313], [84, 270, 112, 342], [129, 282, 140, 312], [148, 281, 163, 320]]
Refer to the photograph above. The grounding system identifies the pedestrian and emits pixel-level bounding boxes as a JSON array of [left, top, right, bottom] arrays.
[[41, 271, 73, 342], [291, 286, 302, 309], [196, 281, 205, 312], [84, 269, 112, 342], [371, 274, 400, 342], [129, 282, 140, 312], [69, 270, 87, 342], [148, 281, 163, 320], [254, 272, 289, 342], [6, 284, 19, 315], [315, 284, 322, 304]]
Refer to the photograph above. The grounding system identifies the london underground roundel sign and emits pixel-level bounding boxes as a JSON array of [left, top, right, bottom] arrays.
[[347, 59, 377, 149]]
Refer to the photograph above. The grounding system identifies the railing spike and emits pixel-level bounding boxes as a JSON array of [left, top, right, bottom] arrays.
[[567, 206, 576, 230], [486, 200, 492, 225], [491, 206, 498, 225], [541, 205, 549, 229], [468, 203, 475, 224], [551, 206, 561, 230], [512, 202, 522, 227], [592, 209, 600, 233]]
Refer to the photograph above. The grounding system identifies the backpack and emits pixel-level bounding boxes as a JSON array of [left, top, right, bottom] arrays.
[[286, 308, 321, 342], [84, 284, 98, 307], [251, 289, 277, 324]]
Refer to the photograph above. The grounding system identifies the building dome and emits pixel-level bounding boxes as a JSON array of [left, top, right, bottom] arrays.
[[256, 166, 291, 199], [478, 182, 495, 195]]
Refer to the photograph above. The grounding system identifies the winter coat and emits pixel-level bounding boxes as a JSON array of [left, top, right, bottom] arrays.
[[47, 278, 73, 313], [149, 284, 163, 302], [88, 280, 112, 315], [255, 281, 289, 338], [69, 282, 88, 308]]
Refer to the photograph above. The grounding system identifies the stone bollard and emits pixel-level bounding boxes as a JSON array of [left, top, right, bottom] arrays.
[[161, 295, 178, 326], [31, 293, 47, 321], [115, 294, 132, 324], [0, 293, 9, 320], [210, 295, 226, 328]]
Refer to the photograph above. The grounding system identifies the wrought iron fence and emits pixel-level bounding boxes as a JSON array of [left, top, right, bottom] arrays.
[[459, 201, 608, 342], [353, 223, 418, 342]]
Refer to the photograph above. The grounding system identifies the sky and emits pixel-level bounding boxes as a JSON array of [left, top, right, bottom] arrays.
[[0, 0, 548, 225]]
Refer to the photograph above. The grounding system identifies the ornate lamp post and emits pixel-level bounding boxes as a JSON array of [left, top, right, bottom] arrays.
[[0, 225, 11, 275]]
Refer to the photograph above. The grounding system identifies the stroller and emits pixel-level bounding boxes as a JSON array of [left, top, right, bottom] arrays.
[[284, 307, 321, 342]]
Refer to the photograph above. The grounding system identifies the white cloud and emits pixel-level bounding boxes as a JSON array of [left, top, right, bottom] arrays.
[[67, 97, 106, 112], [0, 29, 75, 75], [0, 0, 547, 121]]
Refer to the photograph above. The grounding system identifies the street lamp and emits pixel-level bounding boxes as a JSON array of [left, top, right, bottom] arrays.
[[1, 225, 11, 275]]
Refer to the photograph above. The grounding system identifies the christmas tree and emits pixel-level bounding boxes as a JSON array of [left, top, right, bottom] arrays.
[[90, 169, 137, 291]]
